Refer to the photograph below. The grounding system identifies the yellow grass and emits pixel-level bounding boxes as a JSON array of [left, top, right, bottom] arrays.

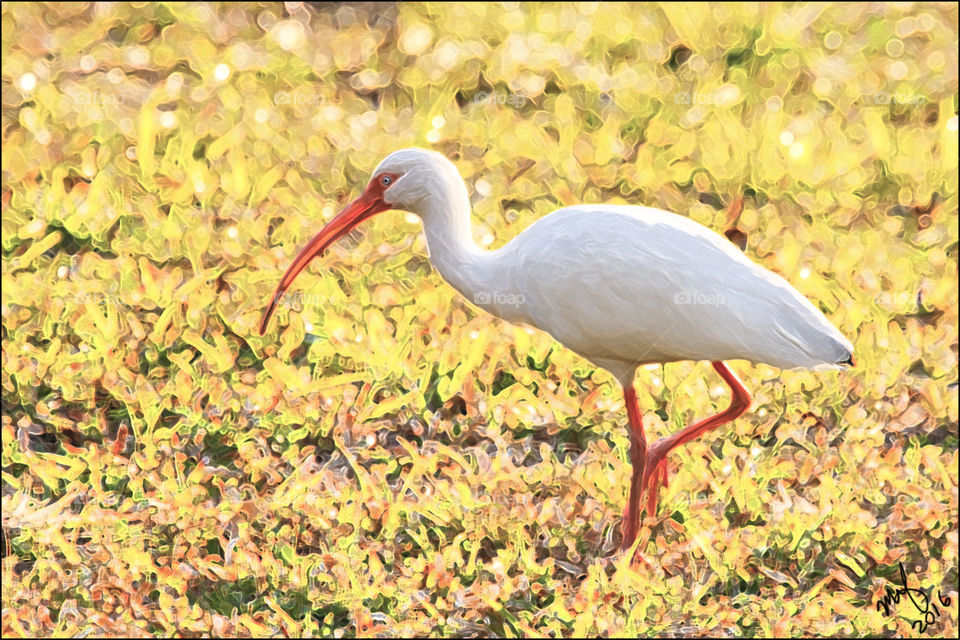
[[2, 2, 957, 637]]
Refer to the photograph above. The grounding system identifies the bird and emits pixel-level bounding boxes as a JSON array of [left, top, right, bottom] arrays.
[[259, 147, 854, 552]]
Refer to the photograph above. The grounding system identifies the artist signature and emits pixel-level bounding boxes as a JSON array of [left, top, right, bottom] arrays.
[[875, 562, 952, 633]]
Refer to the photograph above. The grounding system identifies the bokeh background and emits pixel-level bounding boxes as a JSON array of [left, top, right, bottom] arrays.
[[2, 2, 957, 637]]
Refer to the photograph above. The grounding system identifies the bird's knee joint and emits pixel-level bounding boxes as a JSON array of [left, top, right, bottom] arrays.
[[731, 392, 752, 416]]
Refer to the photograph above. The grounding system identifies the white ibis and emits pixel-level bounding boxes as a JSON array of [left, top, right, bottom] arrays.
[[259, 147, 854, 551]]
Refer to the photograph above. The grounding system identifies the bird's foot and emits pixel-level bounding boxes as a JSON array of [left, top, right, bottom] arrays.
[[629, 543, 654, 569], [618, 515, 654, 568]]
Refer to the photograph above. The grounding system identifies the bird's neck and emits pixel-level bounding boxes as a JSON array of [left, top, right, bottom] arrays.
[[418, 184, 495, 304]]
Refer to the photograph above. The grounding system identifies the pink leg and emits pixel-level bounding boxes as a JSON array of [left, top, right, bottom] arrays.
[[620, 385, 646, 550], [642, 361, 751, 517]]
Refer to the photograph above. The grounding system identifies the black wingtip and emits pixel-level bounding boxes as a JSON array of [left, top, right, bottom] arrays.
[[841, 353, 855, 367]]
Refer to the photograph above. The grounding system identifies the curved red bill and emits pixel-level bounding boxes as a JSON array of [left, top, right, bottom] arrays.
[[259, 192, 390, 335]]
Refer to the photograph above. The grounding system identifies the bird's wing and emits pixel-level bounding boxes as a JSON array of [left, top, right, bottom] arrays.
[[498, 205, 851, 369]]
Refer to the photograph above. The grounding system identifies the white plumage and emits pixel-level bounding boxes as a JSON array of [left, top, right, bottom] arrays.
[[475, 206, 852, 375], [260, 147, 855, 553]]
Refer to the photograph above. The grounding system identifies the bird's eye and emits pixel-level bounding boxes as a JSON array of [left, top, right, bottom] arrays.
[[380, 175, 392, 187]]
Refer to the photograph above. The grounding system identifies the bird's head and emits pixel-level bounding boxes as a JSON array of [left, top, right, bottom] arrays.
[[259, 147, 461, 336], [371, 147, 465, 213]]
